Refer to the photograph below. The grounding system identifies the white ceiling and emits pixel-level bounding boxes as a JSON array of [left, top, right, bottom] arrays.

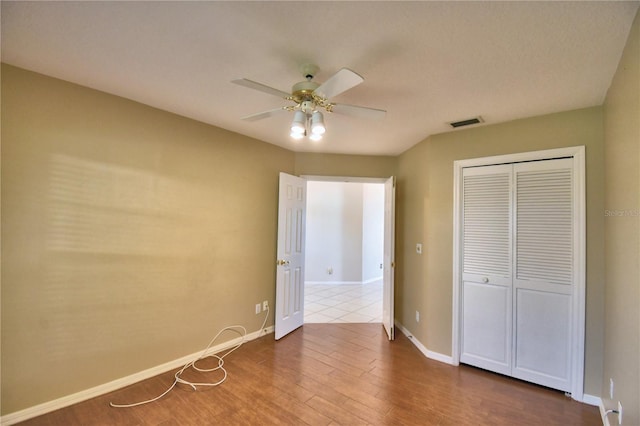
[[2, 1, 638, 156]]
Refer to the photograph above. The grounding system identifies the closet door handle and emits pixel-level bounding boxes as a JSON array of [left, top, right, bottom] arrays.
[[482, 277, 489, 283]]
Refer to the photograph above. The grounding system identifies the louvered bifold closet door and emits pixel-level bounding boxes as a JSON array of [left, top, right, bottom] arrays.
[[512, 158, 574, 392], [460, 164, 513, 375]]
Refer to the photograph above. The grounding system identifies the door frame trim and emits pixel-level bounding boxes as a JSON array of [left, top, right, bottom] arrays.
[[451, 146, 586, 401], [301, 175, 389, 184], [301, 175, 395, 338]]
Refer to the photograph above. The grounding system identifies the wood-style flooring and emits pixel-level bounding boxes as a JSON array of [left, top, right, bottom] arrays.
[[19, 323, 601, 425]]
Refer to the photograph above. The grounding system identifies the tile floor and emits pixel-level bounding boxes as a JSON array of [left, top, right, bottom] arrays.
[[304, 279, 383, 323]]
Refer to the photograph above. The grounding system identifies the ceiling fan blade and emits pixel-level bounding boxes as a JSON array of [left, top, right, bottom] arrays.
[[241, 107, 288, 122], [314, 68, 364, 100], [330, 103, 386, 120], [231, 79, 291, 99]]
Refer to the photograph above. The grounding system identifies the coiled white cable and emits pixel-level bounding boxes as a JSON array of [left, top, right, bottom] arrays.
[[110, 306, 270, 408]]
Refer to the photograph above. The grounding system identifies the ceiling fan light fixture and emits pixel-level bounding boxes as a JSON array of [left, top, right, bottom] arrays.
[[309, 132, 323, 142], [311, 111, 326, 135], [290, 131, 305, 140], [234, 64, 386, 144], [290, 110, 306, 134]]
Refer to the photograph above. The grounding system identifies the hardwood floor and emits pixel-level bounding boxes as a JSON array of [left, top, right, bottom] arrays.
[[19, 324, 601, 425]]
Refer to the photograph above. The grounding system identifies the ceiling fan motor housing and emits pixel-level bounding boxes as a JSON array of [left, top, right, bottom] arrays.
[[291, 80, 320, 103]]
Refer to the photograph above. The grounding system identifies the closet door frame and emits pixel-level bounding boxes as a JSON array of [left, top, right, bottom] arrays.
[[451, 146, 586, 402]]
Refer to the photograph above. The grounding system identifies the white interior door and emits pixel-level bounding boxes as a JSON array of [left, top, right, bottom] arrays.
[[460, 165, 513, 375], [275, 172, 306, 340], [511, 158, 574, 391], [382, 176, 395, 340]]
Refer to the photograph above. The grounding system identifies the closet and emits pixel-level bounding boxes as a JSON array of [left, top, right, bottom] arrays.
[[459, 156, 579, 393]]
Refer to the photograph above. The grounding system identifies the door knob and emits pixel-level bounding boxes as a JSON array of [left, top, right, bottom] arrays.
[[276, 259, 290, 266], [482, 277, 489, 283]]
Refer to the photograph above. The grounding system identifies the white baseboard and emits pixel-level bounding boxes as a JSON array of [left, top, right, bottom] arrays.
[[582, 393, 601, 407], [0, 326, 274, 426], [395, 321, 454, 365]]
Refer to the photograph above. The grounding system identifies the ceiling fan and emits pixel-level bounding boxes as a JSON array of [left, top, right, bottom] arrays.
[[231, 64, 386, 141]]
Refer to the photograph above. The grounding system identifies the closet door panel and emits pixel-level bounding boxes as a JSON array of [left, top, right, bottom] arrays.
[[514, 160, 574, 287], [461, 166, 512, 281], [513, 289, 571, 390], [460, 165, 513, 374], [461, 281, 511, 375], [512, 158, 574, 392]]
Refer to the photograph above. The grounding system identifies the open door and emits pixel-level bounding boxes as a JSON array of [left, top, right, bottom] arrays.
[[275, 172, 306, 340], [382, 176, 396, 340]]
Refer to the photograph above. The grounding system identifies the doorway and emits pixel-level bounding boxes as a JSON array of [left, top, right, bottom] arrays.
[[303, 180, 384, 323]]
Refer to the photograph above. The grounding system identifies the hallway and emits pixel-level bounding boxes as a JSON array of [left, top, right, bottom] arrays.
[[304, 280, 383, 323]]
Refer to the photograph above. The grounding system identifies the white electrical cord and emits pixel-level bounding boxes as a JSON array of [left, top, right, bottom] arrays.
[[110, 306, 270, 408]]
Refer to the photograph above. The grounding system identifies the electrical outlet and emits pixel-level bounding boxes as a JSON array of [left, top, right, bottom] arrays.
[[255, 303, 261, 314], [617, 401, 622, 425], [263, 300, 268, 310], [416, 311, 420, 322]]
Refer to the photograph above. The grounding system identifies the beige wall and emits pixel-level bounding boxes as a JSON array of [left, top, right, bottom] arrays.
[[603, 8, 640, 424], [1, 64, 295, 413], [294, 152, 396, 178], [396, 106, 605, 396]]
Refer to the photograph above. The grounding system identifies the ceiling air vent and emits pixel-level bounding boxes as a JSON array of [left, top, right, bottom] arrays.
[[448, 116, 484, 128]]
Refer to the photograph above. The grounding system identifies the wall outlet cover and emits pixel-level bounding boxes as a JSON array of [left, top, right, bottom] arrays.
[[617, 401, 622, 425]]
